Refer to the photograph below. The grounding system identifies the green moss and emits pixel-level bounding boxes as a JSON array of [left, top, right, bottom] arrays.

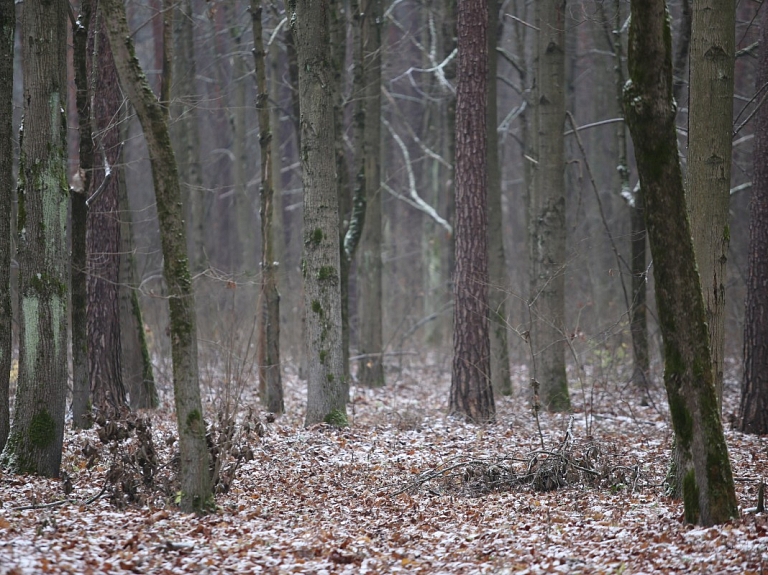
[[186, 409, 202, 433], [311, 300, 323, 314], [310, 228, 323, 245], [28, 272, 67, 298], [29, 409, 56, 449], [326, 373, 334, 382], [722, 224, 730, 244], [668, 390, 693, 450], [323, 409, 348, 427], [682, 468, 700, 524], [317, 266, 336, 282], [319, 349, 327, 364]]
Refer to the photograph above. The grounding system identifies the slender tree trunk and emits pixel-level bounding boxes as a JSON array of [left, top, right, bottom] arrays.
[[686, 0, 735, 410], [102, 0, 212, 512], [1, 0, 69, 477], [72, 0, 93, 429], [0, 0, 13, 450], [87, 14, 127, 417], [530, 0, 569, 412], [252, 0, 283, 414], [624, 0, 738, 526], [450, 0, 494, 424], [291, 0, 348, 426], [487, 0, 511, 397], [357, 0, 385, 388], [739, 4, 768, 435]]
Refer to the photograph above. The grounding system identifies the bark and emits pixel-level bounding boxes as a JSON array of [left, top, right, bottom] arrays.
[[686, 0, 735, 410], [624, 0, 738, 526], [291, 0, 348, 426], [102, 0, 212, 512], [672, 0, 692, 106], [252, 0, 283, 414], [170, 0, 205, 274], [87, 14, 127, 417], [72, 0, 93, 429], [356, 0, 385, 388], [449, 0, 494, 424], [0, 0, 13, 450], [487, 0, 511, 397], [739, 4, 768, 435], [530, 0, 569, 412], [1, 0, 69, 477]]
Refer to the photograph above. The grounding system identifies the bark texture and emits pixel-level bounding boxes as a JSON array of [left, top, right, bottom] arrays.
[[252, 0, 283, 414], [1, 0, 69, 477], [356, 0, 385, 388], [624, 0, 738, 526], [291, 0, 348, 426], [0, 0, 13, 450], [739, 4, 768, 435], [486, 0, 511, 397], [87, 15, 127, 417], [102, 0, 212, 512], [450, 0, 494, 424], [530, 0, 569, 411], [686, 0, 735, 409]]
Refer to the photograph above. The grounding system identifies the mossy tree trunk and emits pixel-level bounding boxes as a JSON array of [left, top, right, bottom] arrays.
[[739, 4, 768, 435], [252, 0, 283, 414], [1, 0, 69, 477], [449, 0, 494, 424], [356, 0, 385, 388], [686, 0, 735, 410], [87, 13, 127, 417], [71, 0, 93, 430], [486, 0, 511, 397], [529, 0, 569, 412], [290, 0, 348, 427], [624, 0, 738, 526], [0, 0, 13, 450], [102, 0, 212, 512]]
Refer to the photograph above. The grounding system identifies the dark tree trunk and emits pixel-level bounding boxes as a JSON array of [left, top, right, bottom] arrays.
[[252, 0, 283, 414], [291, 0, 348, 426], [624, 0, 738, 526], [739, 4, 768, 435], [1, 0, 69, 477], [0, 0, 13, 450], [87, 14, 127, 417], [449, 0, 494, 424], [102, 0, 212, 512]]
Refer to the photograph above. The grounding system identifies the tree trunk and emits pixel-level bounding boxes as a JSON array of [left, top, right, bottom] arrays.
[[87, 14, 127, 417], [624, 0, 738, 526], [487, 0, 511, 397], [72, 0, 93, 429], [739, 4, 768, 435], [449, 0, 494, 424], [0, 0, 13, 450], [291, 0, 348, 427], [356, 0, 385, 388], [1, 0, 69, 477], [530, 0, 569, 412], [102, 0, 212, 512], [686, 0, 735, 410], [252, 0, 283, 414]]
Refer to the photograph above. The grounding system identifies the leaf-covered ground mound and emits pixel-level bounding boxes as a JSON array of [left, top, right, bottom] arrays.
[[1, 358, 767, 574]]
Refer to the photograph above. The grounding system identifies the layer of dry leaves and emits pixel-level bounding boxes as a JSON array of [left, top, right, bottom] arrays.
[[1, 355, 767, 574]]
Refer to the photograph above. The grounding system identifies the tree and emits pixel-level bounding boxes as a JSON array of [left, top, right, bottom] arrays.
[[449, 0, 494, 423], [686, 0, 735, 409], [87, 14, 127, 416], [0, 0, 13, 450], [739, 3, 768, 435], [101, 0, 212, 512], [487, 0, 511, 397], [1, 0, 69, 477], [623, 0, 738, 525], [252, 0, 283, 414], [356, 0, 385, 388], [290, 0, 348, 426]]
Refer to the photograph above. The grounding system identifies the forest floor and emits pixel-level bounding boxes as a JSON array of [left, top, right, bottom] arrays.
[[1, 355, 767, 574]]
